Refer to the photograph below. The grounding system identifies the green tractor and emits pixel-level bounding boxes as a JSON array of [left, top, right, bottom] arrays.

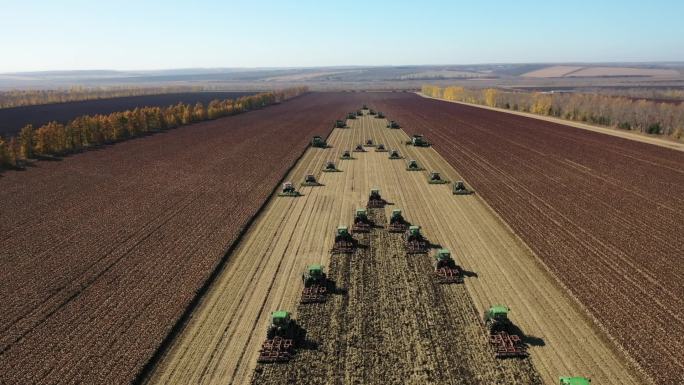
[[406, 159, 424, 171], [334, 119, 347, 128], [340, 150, 354, 160], [388, 209, 409, 233], [322, 161, 340, 172], [356, 109, 363, 116], [406, 134, 430, 147], [258, 310, 300, 362], [331, 225, 355, 253], [559, 377, 591, 385], [375, 143, 387, 152], [301, 173, 322, 187], [347, 112, 356, 120], [484, 305, 528, 358], [367, 188, 386, 208], [428, 171, 449, 184], [353, 144, 366, 152], [404, 225, 429, 253], [433, 248, 464, 284], [278, 182, 301, 197], [311, 135, 328, 148], [387, 120, 400, 129], [389, 149, 403, 159], [351, 208, 372, 233], [301, 264, 328, 303], [376, 111, 385, 119], [453, 180, 473, 195]]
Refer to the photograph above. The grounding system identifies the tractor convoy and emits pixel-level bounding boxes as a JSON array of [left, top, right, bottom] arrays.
[[259, 105, 589, 382]]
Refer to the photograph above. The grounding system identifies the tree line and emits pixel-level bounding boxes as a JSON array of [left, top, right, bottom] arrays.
[[422, 85, 684, 140], [0, 87, 308, 169]]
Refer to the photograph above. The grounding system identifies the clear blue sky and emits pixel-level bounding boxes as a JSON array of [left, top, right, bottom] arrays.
[[2, 0, 683, 72]]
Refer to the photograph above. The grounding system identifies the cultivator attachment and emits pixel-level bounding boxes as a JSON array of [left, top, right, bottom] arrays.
[[331, 226, 355, 253], [311, 136, 328, 148], [258, 311, 298, 363], [323, 161, 340, 172], [301, 264, 328, 304], [406, 159, 424, 171], [406, 134, 430, 147], [301, 174, 322, 186], [352, 208, 372, 233], [375, 144, 387, 152], [428, 172, 449, 184], [353, 144, 366, 152], [334, 120, 347, 128], [347, 112, 356, 120], [389, 150, 403, 159], [367, 188, 386, 208], [387, 120, 400, 129], [404, 226, 429, 253], [278, 182, 301, 197], [433, 249, 464, 284], [340, 150, 353, 160], [485, 305, 528, 358], [453, 181, 473, 195], [365, 139, 375, 147], [387, 209, 409, 233]]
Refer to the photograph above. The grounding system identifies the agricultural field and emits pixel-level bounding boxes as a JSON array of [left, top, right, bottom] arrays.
[[0, 91, 254, 137], [145, 111, 645, 385], [0, 93, 363, 384], [369, 93, 684, 385]]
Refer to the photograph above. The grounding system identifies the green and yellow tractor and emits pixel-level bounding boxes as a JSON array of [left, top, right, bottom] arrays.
[[433, 248, 464, 284], [351, 208, 372, 233], [405, 134, 430, 147], [375, 143, 387, 152], [347, 112, 356, 120], [404, 225, 429, 253], [340, 150, 354, 160], [453, 180, 473, 195], [389, 149, 403, 159], [334, 119, 347, 128], [406, 159, 424, 171], [388, 209, 409, 233], [311, 135, 328, 148], [278, 182, 301, 197], [484, 305, 528, 358], [367, 188, 386, 208], [331, 225, 355, 253], [376, 111, 385, 119], [301, 264, 328, 303], [258, 310, 301, 363], [428, 171, 449, 184], [322, 161, 340, 172], [387, 120, 400, 129], [301, 173, 322, 187]]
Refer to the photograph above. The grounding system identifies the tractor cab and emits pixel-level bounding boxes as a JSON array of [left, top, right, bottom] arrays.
[[376, 143, 387, 152], [390, 209, 403, 223], [283, 182, 295, 193], [271, 310, 291, 327], [303, 264, 325, 285], [337, 226, 350, 238], [341, 150, 352, 159], [407, 226, 422, 239], [355, 208, 368, 222], [484, 305, 512, 332], [335, 120, 346, 128], [365, 139, 374, 146], [429, 171, 448, 184], [407, 159, 422, 170], [559, 377, 591, 385], [312, 136, 327, 148], [434, 248, 452, 262], [347, 112, 356, 120], [323, 161, 339, 172]]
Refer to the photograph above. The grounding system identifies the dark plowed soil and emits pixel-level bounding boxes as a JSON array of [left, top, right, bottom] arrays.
[[252, 209, 542, 385]]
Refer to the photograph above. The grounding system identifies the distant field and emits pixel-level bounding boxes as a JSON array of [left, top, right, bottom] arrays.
[[522, 65, 680, 78], [0, 91, 255, 137]]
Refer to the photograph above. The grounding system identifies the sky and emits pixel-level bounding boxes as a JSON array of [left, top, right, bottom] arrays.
[[1, 0, 683, 73]]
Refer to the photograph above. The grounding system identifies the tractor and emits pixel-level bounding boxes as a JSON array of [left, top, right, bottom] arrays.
[[365, 139, 375, 147], [406, 134, 430, 147], [301, 264, 328, 303], [376, 111, 385, 119], [428, 172, 448, 184], [323, 161, 340, 172], [351, 208, 372, 233], [367, 188, 386, 208], [301, 174, 322, 186], [278, 182, 301, 197], [406, 159, 424, 171], [369, 109, 376, 115], [356, 109, 363, 116], [375, 143, 387, 152], [387, 120, 400, 129], [340, 150, 353, 160], [362, 104, 368, 110], [347, 112, 356, 120], [311, 136, 327, 148], [258, 311, 300, 363], [387, 209, 409, 233], [331, 226, 355, 253], [334, 120, 347, 128], [389, 149, 403, 159], [453, 180, 473, 195], [404, 225, 429, 253], [559, 377, 591, 385], [353, 144, 366, 152], [433, 249, 464, 284], [484, 305, 528, 358]]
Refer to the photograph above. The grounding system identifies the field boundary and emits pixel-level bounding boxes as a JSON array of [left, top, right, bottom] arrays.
[[132, 123, 331, 385], [416, 92, 684, 152]]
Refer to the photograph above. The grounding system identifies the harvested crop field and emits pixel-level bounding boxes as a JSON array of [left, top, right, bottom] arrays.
[[0, 91, 254, 137], [145, 111, 644, 385], [370, 93, 684, 385], [0, 92, 364, 384]]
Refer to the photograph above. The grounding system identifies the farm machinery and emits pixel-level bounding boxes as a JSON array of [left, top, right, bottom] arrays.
[[387, 120, 400, 129], [323, 161, 340, 172], [334, 120, 347, 128], [365, 139, 375, 147], [351, 208, 372, 233], [331, 226, 355, 253], [347, 112, 356, 120], [367, 188, 386, 208], [387, 209, 409, 233], [405, 134, 430, 147], [433, 249, 464, 284], [353, 144, 366, 152], [340, 150, 353, 160], [404, 225, 429, 253], [311, 136, 327, 148], [389, 149, 403, 159], [301, 174, 322, 186], [406, 159, 424, 171], [559, 377, 591, 385], [362, 104, 368, 110], [376, 112, 385, 119], [257, 311, 303, 363], [484, 305, 528, 358], [428, 172, 449, 184], [278, 182, 301, 197], [375, 144, 387, 152], [301, 264, 328, 304], [369, 109, 376, 115], [453, 180, 473, 195], [356, 109, 363, 116]]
